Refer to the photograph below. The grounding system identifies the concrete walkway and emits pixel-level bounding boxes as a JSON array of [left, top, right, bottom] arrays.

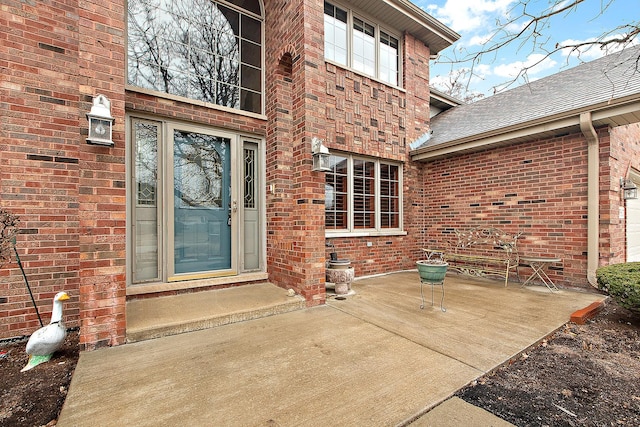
[[57, 272, 604, 426]]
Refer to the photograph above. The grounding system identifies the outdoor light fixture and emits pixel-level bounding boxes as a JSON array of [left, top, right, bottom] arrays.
[[86, 94, 114, 146], [621, 178, 638, 200], [311, 137, 331, 172]]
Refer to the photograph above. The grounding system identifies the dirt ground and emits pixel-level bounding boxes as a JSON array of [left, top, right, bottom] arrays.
[[0, 329, 79, 427], [457, 300, 640, 426], [0, 301, 638, 427]]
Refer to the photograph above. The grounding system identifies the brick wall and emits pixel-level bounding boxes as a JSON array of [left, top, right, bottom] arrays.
[[321, 32, 433, 277], [1, 0, 82, 339], [125, 92, 266, 135], [264, 0, 327, 305], [419, 128, 619, 288], [0, 0, 131, 349], [605, 122, 640, 264], [74, 0, 127, 350]]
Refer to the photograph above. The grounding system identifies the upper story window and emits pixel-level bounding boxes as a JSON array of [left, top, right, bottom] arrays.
[[323, 1, 400, 87], [127, 0, 263, 114]]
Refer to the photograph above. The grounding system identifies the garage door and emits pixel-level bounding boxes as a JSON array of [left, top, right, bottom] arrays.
[[627, 179, 640, 262]]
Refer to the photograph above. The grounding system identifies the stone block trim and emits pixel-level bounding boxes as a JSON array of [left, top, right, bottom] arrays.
[[570, 300, 606, 325], [319, 31, 433, 278]]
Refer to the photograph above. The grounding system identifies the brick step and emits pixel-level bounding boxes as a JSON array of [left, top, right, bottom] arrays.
[[126, 283, 306, 343]]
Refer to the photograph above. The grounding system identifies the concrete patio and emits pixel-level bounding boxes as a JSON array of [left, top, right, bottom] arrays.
[[57, 271, 605, 426]]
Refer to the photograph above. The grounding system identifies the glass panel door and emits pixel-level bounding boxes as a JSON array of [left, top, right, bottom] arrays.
[[130, 117, 262, 285], [132, 119, 161, 282], [242, 140, 260, 270], [172, 129, 232, 275]]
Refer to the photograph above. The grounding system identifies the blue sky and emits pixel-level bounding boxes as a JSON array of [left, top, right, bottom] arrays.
[[414, 0, 639, 98]]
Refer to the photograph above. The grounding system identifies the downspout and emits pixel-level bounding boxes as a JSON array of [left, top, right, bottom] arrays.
[[579, 112, 599, 288]]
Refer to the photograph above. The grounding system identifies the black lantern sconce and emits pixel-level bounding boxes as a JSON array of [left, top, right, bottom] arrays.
[[86, 94, 114, 146], [311, 137, 331, 172]]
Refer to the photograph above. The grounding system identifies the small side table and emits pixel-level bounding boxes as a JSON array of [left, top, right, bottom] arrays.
[[520, 256, 561, 292]]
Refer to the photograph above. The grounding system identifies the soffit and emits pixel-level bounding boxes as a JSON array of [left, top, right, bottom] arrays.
[[344, 0, 459, 54]]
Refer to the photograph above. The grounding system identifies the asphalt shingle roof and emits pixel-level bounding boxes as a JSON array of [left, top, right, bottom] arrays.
[[423, 45, 640, 148]]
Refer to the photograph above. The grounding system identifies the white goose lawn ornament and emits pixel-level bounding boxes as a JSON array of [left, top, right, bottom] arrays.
[[21, 291, 70, 372]]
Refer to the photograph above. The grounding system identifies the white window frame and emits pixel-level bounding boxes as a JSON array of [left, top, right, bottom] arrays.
[[325, 153, 404, 237], [323, 1, 402, 87]]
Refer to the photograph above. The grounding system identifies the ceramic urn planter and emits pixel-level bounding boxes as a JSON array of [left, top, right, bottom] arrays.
[[326, 259, 354, 295]]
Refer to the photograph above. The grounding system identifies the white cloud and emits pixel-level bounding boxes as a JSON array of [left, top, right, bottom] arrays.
[[426, 0, 516, 33], [429, 74, 451, 89], [504, 20, 528, 35], [467, 33, 493, 47], [473, 63, 492, 79], [493, 53, 557, 79]]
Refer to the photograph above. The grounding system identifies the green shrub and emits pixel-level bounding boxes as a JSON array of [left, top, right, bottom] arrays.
[[596, 262, 640, 311]]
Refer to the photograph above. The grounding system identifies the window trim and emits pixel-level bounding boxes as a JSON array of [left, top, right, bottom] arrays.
[[323, 1, 403, 88], [325, 153, 404, 237]]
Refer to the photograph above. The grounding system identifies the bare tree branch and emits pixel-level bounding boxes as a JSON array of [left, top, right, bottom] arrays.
[[432, 0, 639, 98]]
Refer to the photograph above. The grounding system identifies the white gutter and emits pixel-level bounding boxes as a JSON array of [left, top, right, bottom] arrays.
[[579, 112, 600, 288], [412, 116, 581, 161], [412, 97, 640, 162]]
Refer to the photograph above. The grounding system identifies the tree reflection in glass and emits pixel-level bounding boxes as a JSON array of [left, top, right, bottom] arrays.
[[128, 0, 261, 113]]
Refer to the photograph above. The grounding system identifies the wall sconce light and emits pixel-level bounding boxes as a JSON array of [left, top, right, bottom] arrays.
[[311, 137, 331, 172], [86, 94, 114, 146], [621, 178, 638, 200]]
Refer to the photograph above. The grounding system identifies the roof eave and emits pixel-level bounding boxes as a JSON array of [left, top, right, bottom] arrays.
[[344, 0, 460, 54], [412, 98, 640, 162], [383, 0, 460, 49], [429, 87, 463, 107]]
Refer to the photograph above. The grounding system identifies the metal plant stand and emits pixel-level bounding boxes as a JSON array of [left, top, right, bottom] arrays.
[[419, 278, 446, 312]]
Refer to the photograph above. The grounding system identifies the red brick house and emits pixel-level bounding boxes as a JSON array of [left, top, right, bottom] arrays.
[[1, 0, 459, 349], [1, 0, 639, 351], [412, 46, 640, 288]]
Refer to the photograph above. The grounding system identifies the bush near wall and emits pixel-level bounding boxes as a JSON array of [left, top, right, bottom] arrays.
[[596, 262, 640, 312]]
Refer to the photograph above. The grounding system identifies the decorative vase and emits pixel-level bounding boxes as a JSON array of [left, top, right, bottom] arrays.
[[326, 266, 355, 295], [416, 260, 448, 283]]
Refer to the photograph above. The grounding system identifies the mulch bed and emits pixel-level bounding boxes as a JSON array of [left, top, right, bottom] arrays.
[[456, 300, 640, 426], [0, 329, 79, 427]]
